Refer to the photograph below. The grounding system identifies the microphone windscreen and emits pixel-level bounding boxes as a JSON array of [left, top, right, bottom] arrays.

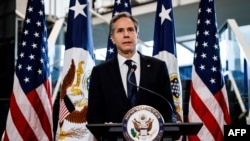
[[132, 65, 137, 71]]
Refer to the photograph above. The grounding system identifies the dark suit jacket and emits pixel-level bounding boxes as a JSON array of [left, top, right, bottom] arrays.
[[86, 52, 176, 140]]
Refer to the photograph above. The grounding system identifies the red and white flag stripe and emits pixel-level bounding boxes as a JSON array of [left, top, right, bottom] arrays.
[[3, 74, 53, 141], [188, 68, 231, 141]]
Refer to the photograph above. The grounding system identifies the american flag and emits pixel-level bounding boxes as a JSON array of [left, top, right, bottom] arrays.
[[56, 0, 95, 140], [152, 0, 182, 123], [2, 0, 53, 140], [105, 0, 132, 60], [188, 0, 231, 140]]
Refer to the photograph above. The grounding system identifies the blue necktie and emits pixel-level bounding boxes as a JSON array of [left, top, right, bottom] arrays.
[[125, 60, 137, 106]]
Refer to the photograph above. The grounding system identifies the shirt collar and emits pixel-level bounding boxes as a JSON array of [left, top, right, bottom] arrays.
[[118, 52, 139, 67]]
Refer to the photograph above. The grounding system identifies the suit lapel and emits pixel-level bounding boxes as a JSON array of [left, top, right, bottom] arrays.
[[108, 58, 131, 105], [139, 53, 152, 88]]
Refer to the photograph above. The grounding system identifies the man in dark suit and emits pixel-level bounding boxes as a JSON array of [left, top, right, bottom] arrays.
[[87, 12, 176, 140]]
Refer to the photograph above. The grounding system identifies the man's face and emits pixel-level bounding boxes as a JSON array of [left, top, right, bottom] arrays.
[[111, 17, 138, 55]]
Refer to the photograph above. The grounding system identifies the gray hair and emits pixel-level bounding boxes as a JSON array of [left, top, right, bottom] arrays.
[[109, 12, 139, 35]]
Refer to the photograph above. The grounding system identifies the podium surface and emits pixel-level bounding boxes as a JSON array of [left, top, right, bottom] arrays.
[[86, 122, 203, 141]]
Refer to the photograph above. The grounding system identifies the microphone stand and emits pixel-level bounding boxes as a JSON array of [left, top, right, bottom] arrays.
[[128, 65, 177, 122]]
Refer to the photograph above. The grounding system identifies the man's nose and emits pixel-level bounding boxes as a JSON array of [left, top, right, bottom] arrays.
[[124, 30, 129, 37]]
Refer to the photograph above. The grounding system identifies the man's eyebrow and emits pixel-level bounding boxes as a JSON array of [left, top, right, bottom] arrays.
[[116, 26, 134, 29]]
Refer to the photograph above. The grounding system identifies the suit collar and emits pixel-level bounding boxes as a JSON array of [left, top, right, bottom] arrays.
[[117, 52, 140, 67], [138, 51, 152, 70]]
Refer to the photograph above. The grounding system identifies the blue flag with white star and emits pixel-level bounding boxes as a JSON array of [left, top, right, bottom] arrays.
[[152, 0, 183, 122], [105, 0, 131, 60], [56, 0, 95, 140]]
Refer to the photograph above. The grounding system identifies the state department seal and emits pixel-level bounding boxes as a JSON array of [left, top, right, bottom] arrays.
[[122, 105, 164, 141]]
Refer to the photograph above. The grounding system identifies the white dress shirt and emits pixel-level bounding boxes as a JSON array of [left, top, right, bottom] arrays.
[[117, 52, 140, 97]]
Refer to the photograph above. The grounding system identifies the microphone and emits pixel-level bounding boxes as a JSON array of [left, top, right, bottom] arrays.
[[128, 65, 177, 122], [131, 64, 137, 72]]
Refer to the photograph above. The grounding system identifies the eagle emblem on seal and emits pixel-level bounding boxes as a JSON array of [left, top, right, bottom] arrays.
[[132, 114, 154, 138]]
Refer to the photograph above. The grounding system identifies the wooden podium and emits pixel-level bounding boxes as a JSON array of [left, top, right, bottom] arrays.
[[86, 122, 203, 141]]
